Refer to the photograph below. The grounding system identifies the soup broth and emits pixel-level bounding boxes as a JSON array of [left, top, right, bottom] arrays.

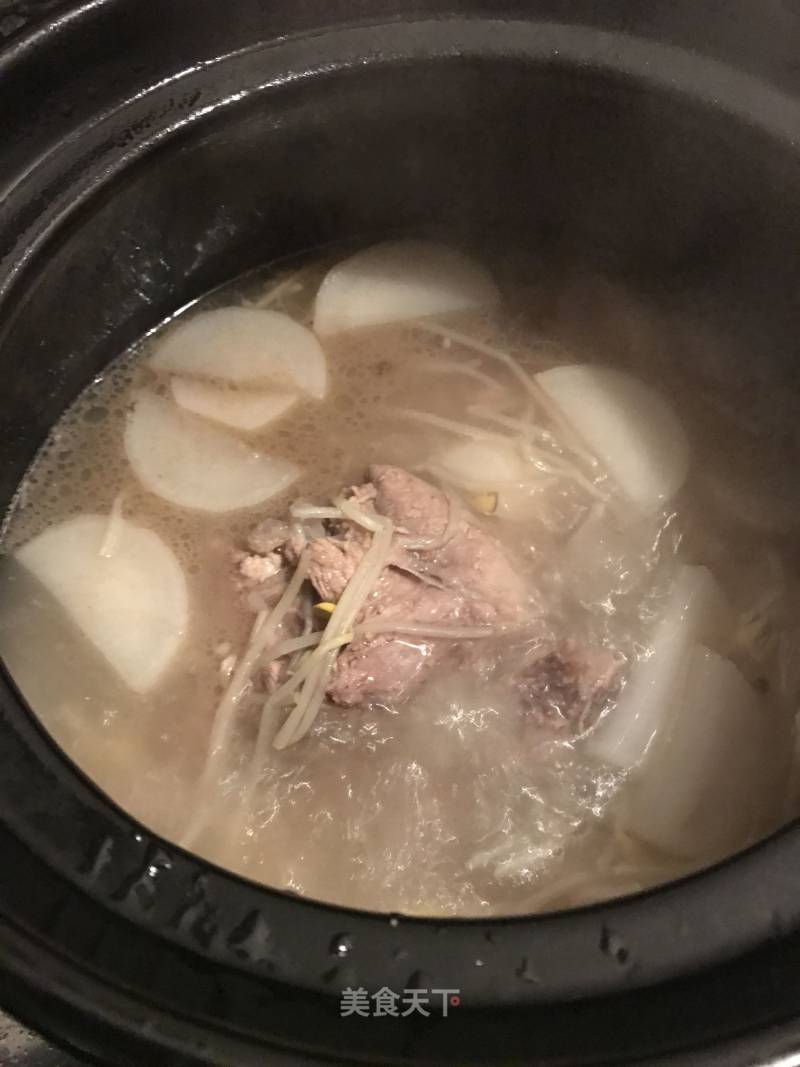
[[1, 243, 797, 916]]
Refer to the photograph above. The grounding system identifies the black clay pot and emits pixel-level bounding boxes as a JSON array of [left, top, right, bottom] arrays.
[[3, 3, 800, 1064]]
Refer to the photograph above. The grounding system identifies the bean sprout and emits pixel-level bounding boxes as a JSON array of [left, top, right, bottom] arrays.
[[181, 551, 311, 846], [416, 321, 598, 470], [290, 504, 344, 521], [98, 491, 126, 559], [422, 355, 508, 393], [253, 269, 306, 309], [272, 518, 396, 750], [387, 406, 512, 446]]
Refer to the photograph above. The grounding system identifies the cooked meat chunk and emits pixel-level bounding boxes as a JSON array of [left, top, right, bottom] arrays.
[[240, 465, 619, 719], [372, 464, 448, 539], [238, 551, 282, 583], [306, 525, 371, 603], [246, 518, 292, 555], [327, 568, 466, 706], [318, 466, 532, 706], [232, 546, 289, 613], [371, 465, 528, 622], [517, 639, 623, 733]]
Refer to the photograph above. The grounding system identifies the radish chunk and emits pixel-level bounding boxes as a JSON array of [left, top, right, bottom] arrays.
[[15, 515, 188, 693], [125, 392, 300, 512], [535, 365, 690, 513], [170, 377, 298, 432], [313, 240, 500, 336], [151, 307, 328, 399], [589, 564, 731, 768], [622, 647, 788, 858], [435, 440, 528, 491]]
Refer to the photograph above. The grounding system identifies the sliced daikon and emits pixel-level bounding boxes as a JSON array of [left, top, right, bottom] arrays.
[[535, 365, 690, 514], [313, 240, 500, 336], [125, 392, 300, 512], [589, 564, 731, 769], [435, 440, 577, 522], [15, 514, 188, 693], [434, 439, 528, 491], [170, 377, 298, 432], [622, 646, 788, 857], [151, 307, 328, 399]]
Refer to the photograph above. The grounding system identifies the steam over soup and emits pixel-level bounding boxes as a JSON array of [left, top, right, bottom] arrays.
[[1, 241, 798, 916]]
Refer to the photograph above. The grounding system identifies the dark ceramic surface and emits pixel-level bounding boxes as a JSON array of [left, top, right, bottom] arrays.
[[0, 1008, 84, 1066]]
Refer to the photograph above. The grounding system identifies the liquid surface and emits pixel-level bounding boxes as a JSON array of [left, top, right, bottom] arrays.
[[2, 252, 798, 916]]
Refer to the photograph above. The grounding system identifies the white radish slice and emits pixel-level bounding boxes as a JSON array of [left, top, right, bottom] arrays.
[[125, 392, 299, 512], [170, 377, 298, 432], [435, 440, 563, 522], [622, 646, 788, 858], [14, 515, 188, 693], [151, 307, 328, 399], [589, 564, 731, 769], [313, 240, 500, 336], [535, 365, 690, 514], [434, 439, 528, 491]]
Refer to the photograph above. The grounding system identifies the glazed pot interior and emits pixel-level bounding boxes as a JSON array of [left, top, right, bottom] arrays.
[[3, 18, 800, 1065], [3, 47, 800, 510]]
